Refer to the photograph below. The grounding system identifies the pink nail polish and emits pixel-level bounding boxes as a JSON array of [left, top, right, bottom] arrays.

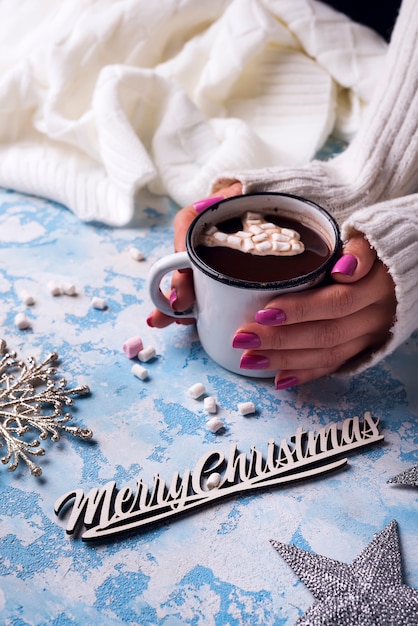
[[169, 288, 177, 308], [146, 314, 155, 328], [240, 354, 270, 370], [232, 332, 261, 349], [193, 196, 224, 213], [331, 254, 357, 276], [275, 376, 298, 390], [255, 308, 286, 325]]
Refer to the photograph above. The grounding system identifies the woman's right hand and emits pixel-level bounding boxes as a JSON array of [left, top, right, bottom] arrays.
[[147, 182, 243, 328]]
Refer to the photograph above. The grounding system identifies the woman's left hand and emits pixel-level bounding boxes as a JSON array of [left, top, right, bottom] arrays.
[[147, 182, 243, 328], [232, 235, 397, 389]]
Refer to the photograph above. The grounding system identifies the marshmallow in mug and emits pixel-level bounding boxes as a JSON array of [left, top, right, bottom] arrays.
[[201, 211, 305, 256]]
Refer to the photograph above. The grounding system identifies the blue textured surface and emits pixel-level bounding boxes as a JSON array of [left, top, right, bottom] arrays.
[[0, 187, 416, 625]]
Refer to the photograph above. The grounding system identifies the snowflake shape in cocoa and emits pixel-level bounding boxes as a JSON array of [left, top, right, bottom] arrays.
[[0, 340, 92, 476]]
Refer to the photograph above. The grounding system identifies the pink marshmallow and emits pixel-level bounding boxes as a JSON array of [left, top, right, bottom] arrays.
[[123, 336, 144, 359]]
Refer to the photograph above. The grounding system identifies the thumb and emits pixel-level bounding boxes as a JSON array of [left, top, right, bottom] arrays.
[[331, 234, 376, 284]]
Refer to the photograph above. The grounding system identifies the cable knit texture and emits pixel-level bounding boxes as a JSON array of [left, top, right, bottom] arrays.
[[211, 0, 418, 374], [0, 0, 386, 224], [341, 195, 418, 373], [212, 0, 418, 217]]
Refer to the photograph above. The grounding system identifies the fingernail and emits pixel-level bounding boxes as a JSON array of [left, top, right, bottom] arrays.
[[146, 314, 155, 328], [232, 332, 261, 349], [275, 376, 298, 390], [240, 354, 270, 370], [255, 308, 286, 325], [169, 288, 177, 308], [331, 254, 357, 276], [193, 196, 224, 213]]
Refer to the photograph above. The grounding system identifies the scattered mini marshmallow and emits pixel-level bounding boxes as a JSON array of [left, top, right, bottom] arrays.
[[203, 396, 217, 414], [131, 363, 148, 380], [188, 382, 206, 399], [207, 472, 222, 489], [123, 336, 144, 359], [18, 290, 35, 306], [238, 401, 256, 416], [206, 417, 224, 433], [129, 247, 145, 261], [90, 296, 107, 310], [14, 312, 31, 330], [62, 282, 77, 296], [137, 346, 156, 362], [47, 280, 62, 296]]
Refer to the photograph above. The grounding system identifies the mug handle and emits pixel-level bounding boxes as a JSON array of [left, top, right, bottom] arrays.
[[148, 251, 194, 318]]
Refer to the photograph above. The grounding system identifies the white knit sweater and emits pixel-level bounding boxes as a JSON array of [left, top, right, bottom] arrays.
[[211, 0, 418, 374], [0, 0, 386, 224]]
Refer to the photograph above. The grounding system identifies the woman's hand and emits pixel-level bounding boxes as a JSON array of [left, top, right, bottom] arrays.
[[147, 190, 397, 389], [147, 182, 243, 328], [232, 235, 397, 388]]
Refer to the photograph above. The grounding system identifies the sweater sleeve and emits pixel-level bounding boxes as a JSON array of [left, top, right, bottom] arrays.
[[338, 194, 418, 374]]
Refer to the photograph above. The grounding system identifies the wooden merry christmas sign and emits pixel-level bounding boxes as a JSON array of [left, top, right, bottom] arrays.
[[54, 411, 383, 541]]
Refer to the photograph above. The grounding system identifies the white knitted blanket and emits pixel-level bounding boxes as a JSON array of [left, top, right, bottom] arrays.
[[0, 0, 387, 225]]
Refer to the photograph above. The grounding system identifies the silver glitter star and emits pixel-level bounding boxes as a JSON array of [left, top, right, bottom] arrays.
[[388, 465, 418, 487], [271, 520, 418, 625], [0, 340, 92, 476]]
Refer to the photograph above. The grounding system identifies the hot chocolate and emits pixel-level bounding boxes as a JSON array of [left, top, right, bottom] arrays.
[[196, 212, 331, 283]]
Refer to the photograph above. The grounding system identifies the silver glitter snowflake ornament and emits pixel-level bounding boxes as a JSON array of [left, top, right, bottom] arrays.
[[0, 340, 92, 477], [271, 520, 418, 625]]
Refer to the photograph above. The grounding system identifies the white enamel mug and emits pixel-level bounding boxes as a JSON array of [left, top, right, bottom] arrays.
[[148, 193, 341, 377]]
